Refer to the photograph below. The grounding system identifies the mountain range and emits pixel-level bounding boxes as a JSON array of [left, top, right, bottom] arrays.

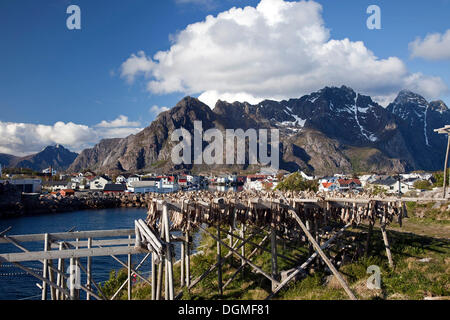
[[0, 145, 78, 172], [67, 86, 450, 175]]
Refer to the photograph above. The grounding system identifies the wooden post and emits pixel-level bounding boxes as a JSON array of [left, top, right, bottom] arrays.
[[185, 208, 191, 289], [86, 237, 92, 300], [381, 224, 394, 268], [163, 204, 174, 300], [41, 233, 49, 300], [443, 135, 450, 198], [217, 209, 223, 296], [75, 238, 80, 300], [156, 260, 163, 300], [127, 235, 132, 300], [270, 228, 279, 292], [185, 229, 191, 289], [56, 242, 64, 300], [151, 253, 156, 300], [69, 258, 76, 300], [240, 223, 246, 271], [365, 221, 374, 257], [305, 216, 313, 256], [181, 241, 185, 288], [156, 217, 165, 301]]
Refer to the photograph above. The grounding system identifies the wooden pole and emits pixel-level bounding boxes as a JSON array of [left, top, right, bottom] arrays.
[[151, 253, 156, 300], [127, 235, 132, 300], [69, 258, 76, 300], [181, 241, 185, 288], [270, 228, 279, 292], [365, 221, 374, 257], [86, 237, 92, 300], [185, 229, 190, 289], [163, 204, 174, 300], [381, 224, 394, 268], [56, 242, 64, 300], [41, 233, 49, 300], [185, 208, 191, 289], [75, 238, 80, 299], [217, 209, 223, 296], [443, 135, 450, 198], [240, 222, 246, 272]]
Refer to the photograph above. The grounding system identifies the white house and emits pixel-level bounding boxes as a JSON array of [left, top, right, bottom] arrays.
[[126, 175, 140, 187], [116, 175, 128, 184], [2, 179, 42, 193], [90, 176, 112, 190]]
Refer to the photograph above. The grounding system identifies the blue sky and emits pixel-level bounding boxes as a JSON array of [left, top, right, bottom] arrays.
[[0, 0, 449, 155]]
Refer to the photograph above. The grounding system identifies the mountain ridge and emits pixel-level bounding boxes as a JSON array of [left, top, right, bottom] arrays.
[[67, 86, 450, 175], [0, 145, 78, 172]]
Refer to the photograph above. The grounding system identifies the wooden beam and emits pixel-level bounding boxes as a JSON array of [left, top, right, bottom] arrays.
[[0, 229, 135, 244], [0, 246, 143, 262]]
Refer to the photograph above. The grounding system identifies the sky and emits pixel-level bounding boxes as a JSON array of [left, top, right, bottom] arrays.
[[0, 0, 449, 156]]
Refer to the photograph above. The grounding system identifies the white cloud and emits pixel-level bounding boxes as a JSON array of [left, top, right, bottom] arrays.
[[121, 0, 447, 107], [149, 105, 170, 115], [96, 115, 141, 128], [409, 29, 450, 61], [120, 51, 155, 84], [0, 116, 143, 156]]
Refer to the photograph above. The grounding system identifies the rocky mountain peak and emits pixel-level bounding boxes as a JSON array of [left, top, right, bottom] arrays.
[[430, 100, 449, 113]]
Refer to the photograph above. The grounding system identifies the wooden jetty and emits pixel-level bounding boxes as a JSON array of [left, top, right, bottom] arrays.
[[0, 190, 441, 300]]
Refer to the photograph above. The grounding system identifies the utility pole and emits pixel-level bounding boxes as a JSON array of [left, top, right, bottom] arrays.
[[434, 125, 450, 199]]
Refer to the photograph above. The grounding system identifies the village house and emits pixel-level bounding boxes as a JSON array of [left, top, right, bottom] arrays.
[[1, 179, 42, 193], [90, 176, 112, 190], [59, 189, 75, 197], [103, 184, 127, 194], [128, 181, 158, 194], [42, 181, 69, 193], [371, 177, 411, 194], [116, 174, 130, 184], [319, 182, 339, 192], [336, 179, 362, 192], [126, 175, 141, 187]]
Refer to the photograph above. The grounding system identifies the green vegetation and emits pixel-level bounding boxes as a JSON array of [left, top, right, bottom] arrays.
[[413, 180, 433, 190], [370, 185, 388, 196], [432, 171, 450, 188], [99, 269, 129, 299], [276, 172, 318, 192], [405, 201, 450, 226]]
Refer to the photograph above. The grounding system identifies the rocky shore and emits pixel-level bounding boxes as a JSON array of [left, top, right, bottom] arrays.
[[0, 184, 150, 218]]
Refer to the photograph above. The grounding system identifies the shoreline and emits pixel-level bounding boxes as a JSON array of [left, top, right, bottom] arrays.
[[0, 192, 150, 219]]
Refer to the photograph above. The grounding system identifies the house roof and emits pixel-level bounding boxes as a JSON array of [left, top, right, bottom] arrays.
[[322, 182, 333, 188], [103, 184, 127, 192], [337, 179, 361, 186], [129, 181, 156, 188], [373, 177, 398, 186], [43, 181, 69, 186]]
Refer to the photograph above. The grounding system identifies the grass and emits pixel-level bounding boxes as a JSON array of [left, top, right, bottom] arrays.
[[100, 212, 449, 301]]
